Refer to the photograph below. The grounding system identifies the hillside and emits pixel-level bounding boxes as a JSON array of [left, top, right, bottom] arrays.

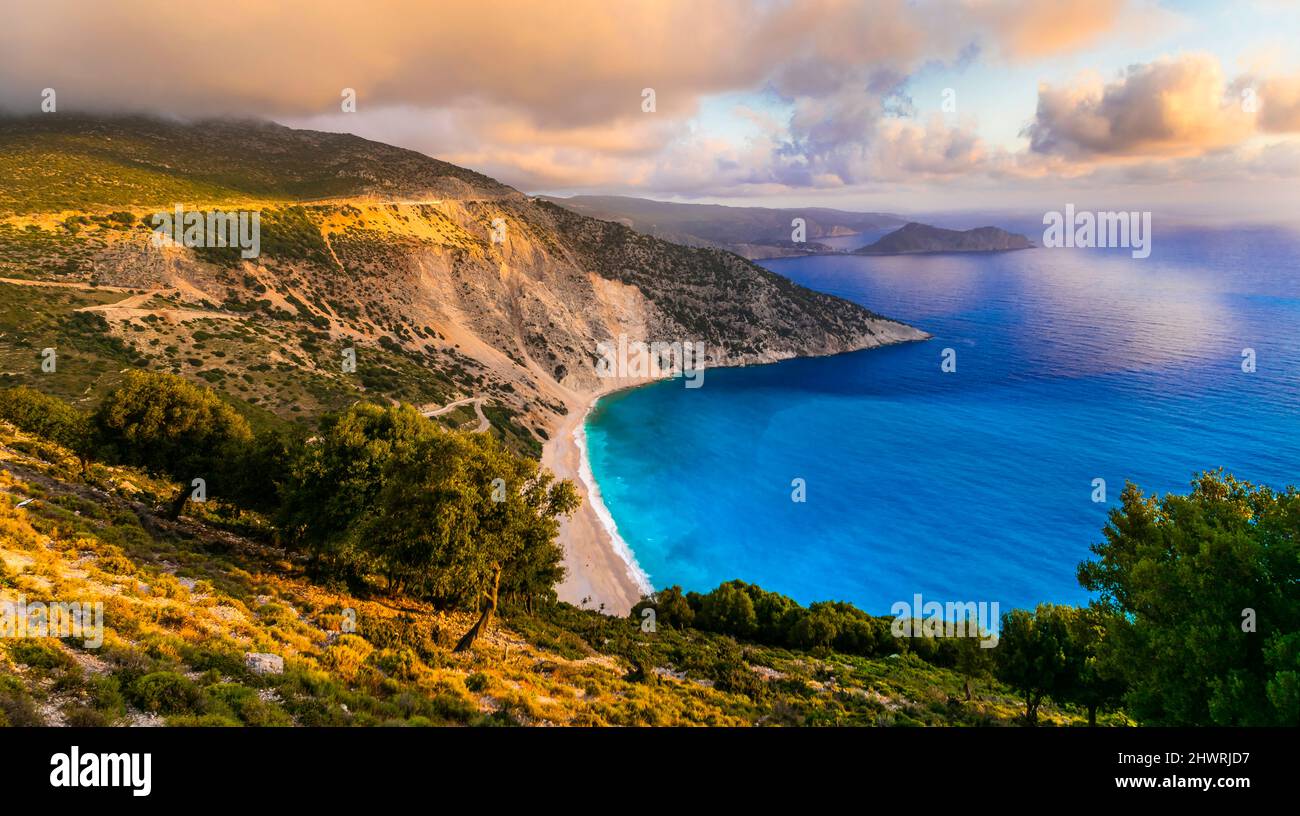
[[541, 195, 906, 259], [0, 116, 923, 449], [0, 114, 512, 213], [0, 418, 1080, 727], [0, 114, 929, 616], [855, 222, 1034, 255]]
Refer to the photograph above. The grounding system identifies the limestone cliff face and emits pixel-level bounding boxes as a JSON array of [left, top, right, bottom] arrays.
[[0, 115, 927, 445], [80, 195, 924, 435]]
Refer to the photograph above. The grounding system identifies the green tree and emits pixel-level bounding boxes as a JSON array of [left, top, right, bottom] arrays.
[[832, 614, 892, 658], [1057, 605, 1126, 726], [278, 402, 438, 572], [786, 605, 838, 651], [226, 427, 302, 516], [1077, 472, 1300, 725], [0, 386, 95, 474], [633, 585, 695, 630], [953, 632, 997, 703], [697, 581, 759, 639], [995, 604, 1071, 726], [345, 429, 577, 651], [93, 372, 252, 518]]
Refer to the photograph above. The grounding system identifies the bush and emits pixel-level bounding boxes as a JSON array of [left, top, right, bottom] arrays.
[[697, 584, 758, 639], [62, 706, 113, 727], [712, 660, 767, 701], [165, 714, 241, 727], [94, 371, 253, 515], [180, 644, 254, 683], [87, 674, 126, 719], [321, 635, 374, 683], [633, 585, 694, 630], [7, 638, 74, 671], [0, 675, 44, 726], [129, 671, 206, 715], [0, 386, 93, 466], [205, 683, 292, 726]]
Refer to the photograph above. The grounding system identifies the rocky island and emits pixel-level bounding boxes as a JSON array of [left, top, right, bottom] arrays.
[[854, 222, 1034, 255]]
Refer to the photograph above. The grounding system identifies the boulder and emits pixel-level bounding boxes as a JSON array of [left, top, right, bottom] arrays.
[[245, 652, 284, 675]]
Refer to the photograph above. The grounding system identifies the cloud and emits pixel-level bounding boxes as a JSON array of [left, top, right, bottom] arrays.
[[1255, 75, 1300, 133], [961, 0, 1129, 60], [0, 0, 764, 124], [870, 116, 990, 179], [1024, 54, 1257, 158], [11, 0, 1275, 204]]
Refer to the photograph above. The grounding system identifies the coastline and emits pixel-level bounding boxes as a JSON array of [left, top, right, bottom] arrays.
[[544, 328, 930, 616], [546, 382, 655, 616], [572, 413, 656, 598]]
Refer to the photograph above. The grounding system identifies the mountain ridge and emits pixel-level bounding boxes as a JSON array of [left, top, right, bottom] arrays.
[[0, 115, 925, 423], [540, 194, 907, 260]]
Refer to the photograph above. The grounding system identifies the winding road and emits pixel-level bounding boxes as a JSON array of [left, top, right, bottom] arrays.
[[420, 396, 490, 432]]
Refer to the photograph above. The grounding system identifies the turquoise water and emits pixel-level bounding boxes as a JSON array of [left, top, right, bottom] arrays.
[[584, 225, 1300, 613]]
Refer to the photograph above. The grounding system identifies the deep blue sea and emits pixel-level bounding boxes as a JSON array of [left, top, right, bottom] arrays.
[[584, 225, 1300, 614]]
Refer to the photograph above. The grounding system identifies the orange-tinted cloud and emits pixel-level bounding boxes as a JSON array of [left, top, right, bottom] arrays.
[[962, 0, 1128, 60], [0, 0, 761, 123], [1256, 75, 1300, 133], [7, 0, 1269, 201], [1025, 54, 1257, 158], [0, 0, 1134, 122]]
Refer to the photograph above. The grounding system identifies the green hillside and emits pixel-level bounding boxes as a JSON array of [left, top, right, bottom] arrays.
[[0, 416, 1071, 727], [0, 114, 511, 214]]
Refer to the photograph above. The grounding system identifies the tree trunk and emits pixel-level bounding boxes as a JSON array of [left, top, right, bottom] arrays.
[[964, 677, 972, 702], [1088, 704, 1097, 728], [454, 565, 501, 653], [165, 484, 190, 520], [1024, 693, 1039, 726]]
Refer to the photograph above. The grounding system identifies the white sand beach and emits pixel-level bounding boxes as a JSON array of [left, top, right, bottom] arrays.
[[543, 385, 655, 616]]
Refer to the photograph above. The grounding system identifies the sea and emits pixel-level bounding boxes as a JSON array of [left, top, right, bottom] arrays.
[[583, 222, 1300, 613]]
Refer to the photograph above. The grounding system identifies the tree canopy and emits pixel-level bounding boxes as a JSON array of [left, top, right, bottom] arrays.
[[1078, 471, 1300, 726], [93, 371, 253, 516]]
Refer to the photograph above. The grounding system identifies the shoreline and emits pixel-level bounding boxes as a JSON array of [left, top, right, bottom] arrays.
[[545, 381, 656, 616], [571, 399, 656, 595], [544, 330, 930, 616]]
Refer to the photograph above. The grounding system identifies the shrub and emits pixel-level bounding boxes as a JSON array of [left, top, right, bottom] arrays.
[[129, 671, 206, 715], [321, 635, 373, 683], [181, 644, 254, 683], [7, 638, 74, 671], [87, 674, 126, 719], [0, 675, 43, 726], [697, 584, 758, 639], [166, 714, 241, 726], [206, 683, 292, 726], [0, 386, 93, 467], [62, 706, 113, 727], [428, 693, 478, 724], [93, 371, 253, 517]]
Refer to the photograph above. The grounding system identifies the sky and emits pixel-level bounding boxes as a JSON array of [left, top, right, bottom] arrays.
[[3, 0, 1300, 219]]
